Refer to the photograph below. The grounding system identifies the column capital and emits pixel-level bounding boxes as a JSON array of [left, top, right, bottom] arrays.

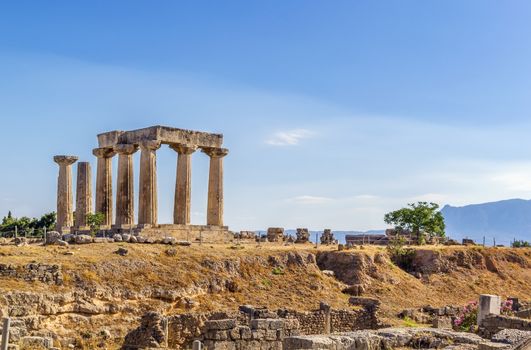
[[169, 143, 197, 155], [53, 155, 78, 166], [139, 140, 161, 151], [114, 144, 139, 155], [201, 147, 229, 158], [92, 147, 116, 158]]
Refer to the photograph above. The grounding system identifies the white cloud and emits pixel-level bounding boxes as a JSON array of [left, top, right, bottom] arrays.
[[351, 194, 380, 200], [285, 195, 333, 204], [266, 129, 314, 146]]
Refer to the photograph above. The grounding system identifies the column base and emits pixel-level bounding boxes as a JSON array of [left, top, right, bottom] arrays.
[[56, 226, 73, 234], [112, 224, 137, 230]]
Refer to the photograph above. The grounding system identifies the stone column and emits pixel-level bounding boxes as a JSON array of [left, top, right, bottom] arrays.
[[75, 162, 92, 230], [202, 147, 229, 226], [92, 148, 116, 228], [170, 144, 197, 225], [114, 144, 138, 228], [138, 141, 161, 227], [53, 155, 78, 233]]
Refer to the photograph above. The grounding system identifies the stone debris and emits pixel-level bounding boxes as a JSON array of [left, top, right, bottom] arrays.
[[283, 327, 487, 349], [45, 231, 61, 245], [114, 247, 129, 256]]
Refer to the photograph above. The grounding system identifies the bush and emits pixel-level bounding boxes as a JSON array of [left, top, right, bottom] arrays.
[[272, 267, 284, 275], [387, 236, 415, 271], [454, 301, 478, 332], [512, 240, 530, 248]]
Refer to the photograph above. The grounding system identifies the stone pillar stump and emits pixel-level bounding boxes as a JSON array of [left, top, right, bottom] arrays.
[[202, 147, 229, 226], [93, 147, 116, 228], [478, 294, 501, 326], [114, 144, 138, 228], [75, 162, 92, 230], [53, 155, 78, 233], [170, 144, 197, 225], [138, 140, 161, 226]]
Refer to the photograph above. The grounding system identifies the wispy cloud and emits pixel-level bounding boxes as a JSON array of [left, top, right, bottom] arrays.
[[285, 195, 333, 204], [266, 129, 314, 146]]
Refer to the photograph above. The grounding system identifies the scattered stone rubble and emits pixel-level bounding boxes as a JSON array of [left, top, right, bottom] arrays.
[[283, 327, 489, 349]]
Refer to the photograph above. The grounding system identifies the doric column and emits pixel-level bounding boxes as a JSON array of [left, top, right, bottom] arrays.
[[53, 155, 78, 233], [138, 140, 161, 226], [92, 147, 116, 228], [114, 144, 138, 228], [169, 144, 197, 225], [202, 147, 229, 226], [75, 162, 92, 230]]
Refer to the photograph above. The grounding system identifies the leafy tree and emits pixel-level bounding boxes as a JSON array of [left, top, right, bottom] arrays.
[[512, 240, 530, 248], [86, 212, 105, 236], [0, 211, 56, 236], [384, 202, 445, 244]]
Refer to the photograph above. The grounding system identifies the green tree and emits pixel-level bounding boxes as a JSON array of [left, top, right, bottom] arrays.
[[86, 212, 105, 236], [512, 240, 530, 248], [384, 202, 445, 244]]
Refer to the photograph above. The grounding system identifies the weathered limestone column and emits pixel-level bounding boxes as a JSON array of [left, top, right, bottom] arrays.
[[202, 147, 229, 226], [114, 144, 138, 228], [138, 140, 161, 226], [478, 294, 501, 326], [75, 162, 92, 230], [53, 155, 78, 233], [170, 144, 197, 225], [92, 147, 116, 228]]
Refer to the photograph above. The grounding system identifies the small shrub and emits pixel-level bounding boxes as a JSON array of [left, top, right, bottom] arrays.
[[387, 236, 415, 271], [402, 316, 420, 328], [454, 301, 478, 332], [272, 267, 284, 275], [262, 279, 272, 287]]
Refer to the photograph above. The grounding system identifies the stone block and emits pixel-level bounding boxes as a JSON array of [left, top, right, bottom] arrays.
[[205, 319, 236, 330], [240, 326, 252, 340], [433, 316, 453, 329], [268, 319, 284, 330], [251, 319, 270, 330], [251, 329, 266, 340], [265, 329, 278, 341]]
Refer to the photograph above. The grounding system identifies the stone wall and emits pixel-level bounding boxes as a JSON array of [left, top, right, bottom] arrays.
[[277, 308, 378, 335], [480, 314, 531, 338], [201, 318, 299, 350], [0, 263, 63, 285], [122, 303, 381, 349]]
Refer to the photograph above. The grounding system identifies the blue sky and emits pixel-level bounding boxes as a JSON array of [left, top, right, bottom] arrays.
[[2, 1, 531, 234]]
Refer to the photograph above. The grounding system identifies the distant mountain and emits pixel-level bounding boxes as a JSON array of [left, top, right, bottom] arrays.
[[441, 199, 531, 245]]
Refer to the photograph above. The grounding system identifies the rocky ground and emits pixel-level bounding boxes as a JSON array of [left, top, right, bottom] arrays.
[[0, 242, 529, 349]]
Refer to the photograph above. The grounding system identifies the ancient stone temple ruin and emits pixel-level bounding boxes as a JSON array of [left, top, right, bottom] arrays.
[[53, 126, 231, 241]]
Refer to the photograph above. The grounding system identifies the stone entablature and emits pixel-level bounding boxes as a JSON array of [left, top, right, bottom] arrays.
[[53, 125, 230, 237], [97, 125, 223, 149]]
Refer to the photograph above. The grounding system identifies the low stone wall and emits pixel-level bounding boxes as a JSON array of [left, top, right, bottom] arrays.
[[0, 263, 63, 285], [277, 308, 378, 335], [480, 314, 531, 338], [202, 318, 299, 350]]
